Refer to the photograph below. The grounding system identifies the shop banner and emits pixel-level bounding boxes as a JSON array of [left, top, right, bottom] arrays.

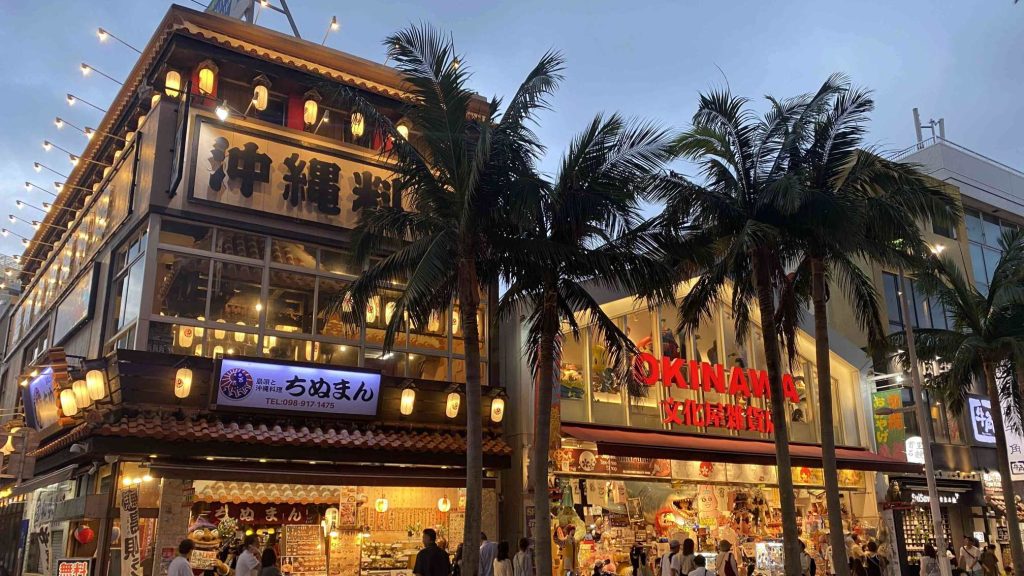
[[195, 502, 324, 526], [120, 486, 142, 576], [24, 368, 59, 430], [56, 558, 94, 576], [214, 358, 381, 417], [553, 448, 671, 477], [872, 389, 907, 461]]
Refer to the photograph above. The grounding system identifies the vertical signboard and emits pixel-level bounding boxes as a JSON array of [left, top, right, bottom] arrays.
[[120, 486, 142, 576]]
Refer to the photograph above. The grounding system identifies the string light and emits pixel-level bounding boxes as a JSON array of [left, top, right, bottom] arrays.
[[66, 94, 107, 113], [80, 62, 123, 85], [321, 16, 339, 45], [32, 163, 69, 179], [96, 27, 141, 54]]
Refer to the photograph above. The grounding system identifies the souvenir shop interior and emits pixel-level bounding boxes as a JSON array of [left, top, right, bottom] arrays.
[[549, 445, 880, 576]]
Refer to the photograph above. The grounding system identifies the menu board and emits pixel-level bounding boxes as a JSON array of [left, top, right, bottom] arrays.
[[282, 524, 326, 576]]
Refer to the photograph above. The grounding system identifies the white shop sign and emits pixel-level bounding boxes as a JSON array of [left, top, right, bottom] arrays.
[[213, 357, 382, 418]]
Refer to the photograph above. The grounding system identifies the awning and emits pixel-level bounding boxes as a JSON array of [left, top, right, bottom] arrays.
[[11, 464, 78, 496], [562, 423, 923, 474]]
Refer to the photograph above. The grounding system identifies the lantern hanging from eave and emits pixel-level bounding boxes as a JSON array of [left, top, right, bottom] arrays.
[[350, 112, 365, 138], [400, 387, 415, 416], [303, 90, 322, 127], [437, 496, 451, 513], [60, 389, 79, 417], [197, 60, 218, 96], [445, 392, 460, 418], [490, 396, 505, 423], [72, 379, 92, 409], [252, 74, 271, 112], [164, 70, 181, 98], [374, 495, 389, 513], [175, 367, 193, 399], [86, 369, 107, 402]]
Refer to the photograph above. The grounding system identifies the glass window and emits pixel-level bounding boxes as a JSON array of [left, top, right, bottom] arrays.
[[312, 342, 359, 367], [271, 239, 317, 268], [316, 277, 359, 340], [153, 251, 210, 319], [264, 335, 318, 363], [969, 243, 988, 291], [366, 350, 408, 377], [407, 353, 446, 381], [160, 220, 213, 251], [216, 228, 265, 260], [590, 323, 623, 405], [410, 308, 447, 352], [147, 322, 202, 356], [365, 291, 407, 349], [208, 261, 262, 326], [965, 210, 984, 244], [320, 248, 357, 276], [928, 297, 948, 330], [932, 218, 956, 240], [983, 214, 1003, 246], [267, 270, 316, 334], [983, 247, 1001, 284], [625, 309, 659, 426], [113, 257, 145, 331], [451, 359, 488, 385], [559, 327, 587, 401], [882, 272, 903, 330]]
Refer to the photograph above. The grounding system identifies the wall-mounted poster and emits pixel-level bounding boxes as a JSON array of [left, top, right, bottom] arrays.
[[52, 265, 99, 345]]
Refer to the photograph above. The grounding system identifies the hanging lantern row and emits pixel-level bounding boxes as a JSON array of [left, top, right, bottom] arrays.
[[160, 66, 407, 138], [56, 368, 110, 418]]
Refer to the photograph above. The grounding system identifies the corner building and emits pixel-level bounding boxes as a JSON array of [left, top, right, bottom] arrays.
[[0, 7, 506, 576]]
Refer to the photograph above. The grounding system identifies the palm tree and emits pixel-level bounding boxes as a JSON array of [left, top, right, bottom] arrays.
[[500, 114, 676, 576], [891, 229, 1024, 576], [649, 78, 850, 573], [328, 25, 564, 576], [777, 81, 961, 576]]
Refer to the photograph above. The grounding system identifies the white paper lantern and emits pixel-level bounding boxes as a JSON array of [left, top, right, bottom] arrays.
[[72, 379, 92, 409], [400, 388, 415, 416], [490, 396, 505, 423], [60, 389, 79, 417], [175, 368, 192, 399], [86, 369, 107, 401], [445, 392, 460, 419]]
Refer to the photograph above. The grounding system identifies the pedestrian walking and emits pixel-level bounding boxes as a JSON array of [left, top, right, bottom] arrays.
[[414, 529, 452, 576]]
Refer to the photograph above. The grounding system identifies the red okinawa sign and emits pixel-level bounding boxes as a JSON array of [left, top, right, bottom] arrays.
[[635, 353, 801, 433]]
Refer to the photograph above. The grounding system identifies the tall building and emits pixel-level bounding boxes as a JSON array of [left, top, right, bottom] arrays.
[[0, 6, 504, 576]]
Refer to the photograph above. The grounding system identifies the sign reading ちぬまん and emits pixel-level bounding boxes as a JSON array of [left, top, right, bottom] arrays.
[[214, 358, 381, 417]]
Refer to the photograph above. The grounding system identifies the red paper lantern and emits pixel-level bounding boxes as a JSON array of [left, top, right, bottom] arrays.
[[74, 524, 95, 544]]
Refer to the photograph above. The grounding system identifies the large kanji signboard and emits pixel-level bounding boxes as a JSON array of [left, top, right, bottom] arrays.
[[188, 116, 403, 229]]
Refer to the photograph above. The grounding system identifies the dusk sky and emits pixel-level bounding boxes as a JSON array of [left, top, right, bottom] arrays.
[[1, 0, 1021, 260]]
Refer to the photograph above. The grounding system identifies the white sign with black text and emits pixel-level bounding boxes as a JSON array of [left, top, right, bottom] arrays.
[[214, 358, 382, 418]]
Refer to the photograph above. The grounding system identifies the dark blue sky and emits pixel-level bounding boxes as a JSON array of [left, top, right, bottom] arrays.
[[1, 0, 1021, 259]]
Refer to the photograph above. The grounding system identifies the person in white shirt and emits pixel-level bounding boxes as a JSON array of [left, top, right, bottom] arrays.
[[687, 555, 714, 576], [169, 539, 195, 576], [676, 540, 696, 576], [494, 542, 514, 576], [234, 535, 262, 576], [513, 538, 534, 576], [661, 541, 680, 576], [959, 537, 983, 576]]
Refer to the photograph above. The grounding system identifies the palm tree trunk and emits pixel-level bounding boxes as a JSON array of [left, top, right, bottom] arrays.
[[752, 250, 802, 576], [533, 280, 559, 576], [459, 256, 483, 576], [810, 257, 851, 576], [983, 361, 1024, 576]]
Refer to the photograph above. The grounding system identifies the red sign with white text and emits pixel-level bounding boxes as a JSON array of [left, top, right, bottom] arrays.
[[635, 353, 801, 433]]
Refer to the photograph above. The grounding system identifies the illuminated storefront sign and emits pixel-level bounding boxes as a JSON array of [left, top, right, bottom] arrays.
[[910, 491, 959, 505], [904, 436, 925, 464], [189, 118, 403, 230], [213, 357, 382, 418], [56, 559, 94, 576], [635, 353, 800, 432], [968, 396, 996, 444]]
